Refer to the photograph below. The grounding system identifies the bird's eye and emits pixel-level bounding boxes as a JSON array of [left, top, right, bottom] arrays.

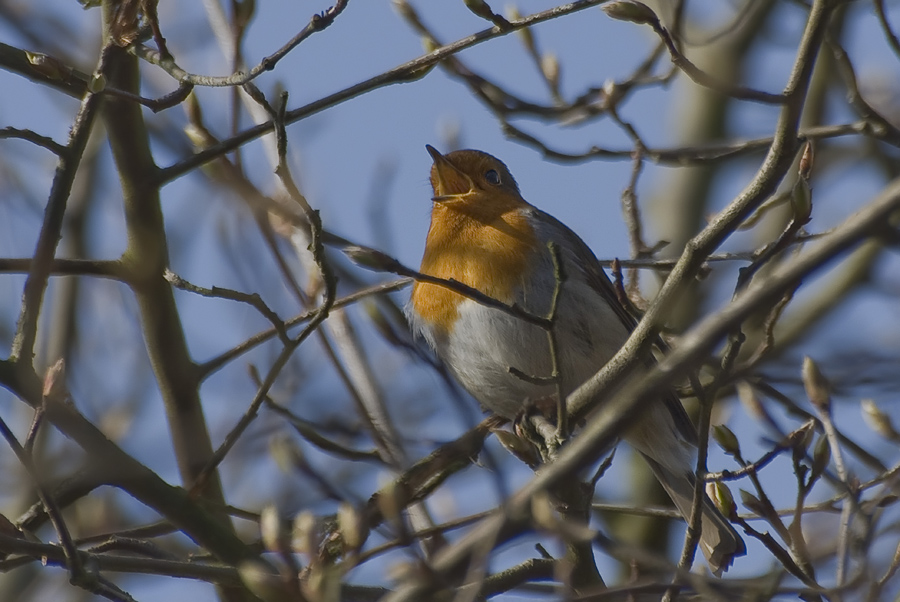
[[484, 169, 501, 185]]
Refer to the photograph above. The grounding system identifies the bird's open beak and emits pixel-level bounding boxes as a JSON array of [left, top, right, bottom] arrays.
[[426, 145, 474, 202]]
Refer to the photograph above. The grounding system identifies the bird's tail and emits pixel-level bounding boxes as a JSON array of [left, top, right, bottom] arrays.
[[641, 454, 746, 576]]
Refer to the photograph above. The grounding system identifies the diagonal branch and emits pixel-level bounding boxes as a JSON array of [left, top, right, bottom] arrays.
[[9, 45, 110, 366]]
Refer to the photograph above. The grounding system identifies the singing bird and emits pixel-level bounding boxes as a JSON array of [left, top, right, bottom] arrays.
[[407, 145, 745, 574]]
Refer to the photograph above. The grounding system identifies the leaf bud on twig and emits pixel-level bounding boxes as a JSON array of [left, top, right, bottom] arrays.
[[712, 424, 741, 457], [602, 1, 658, 26], [802, 356, 831, 413]]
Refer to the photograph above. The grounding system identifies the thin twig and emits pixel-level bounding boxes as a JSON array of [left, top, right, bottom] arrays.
[[827, 34, 900, 146], [732, 516, 823, 590], [191, 332, 305, 493], [503, 120, 875, 166], [0, 414, 88, 591], [644, 13, 785, 104], [666, 377, 710, 601], [263, 398, 384, 464], [706, 437, 794, 482], [346, 246, 552, 329], [101, 82, 194, 113], [0, 532, 241, 585], [10, 44, 112, 364], [0, 127, 67, 155], [547, 242, 568, 443], [164, 269, 289, 343], [808, 373, 856, 589], [197, 278, 410, 378], [132, 0, 350, 88], [874, 0, 900, 58], [155, 0, 608, 184]]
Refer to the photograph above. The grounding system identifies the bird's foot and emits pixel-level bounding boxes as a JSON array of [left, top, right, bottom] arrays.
[[514, 396, 566, 462]]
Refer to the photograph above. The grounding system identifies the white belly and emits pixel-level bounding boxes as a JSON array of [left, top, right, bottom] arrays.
[[436, 277, 630, 419]]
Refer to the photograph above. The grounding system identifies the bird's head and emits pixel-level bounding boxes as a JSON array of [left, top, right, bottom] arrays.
[[426, 145, 524, 213]]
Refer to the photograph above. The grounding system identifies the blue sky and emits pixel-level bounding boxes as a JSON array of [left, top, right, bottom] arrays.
[[2, 0, 900, 599]]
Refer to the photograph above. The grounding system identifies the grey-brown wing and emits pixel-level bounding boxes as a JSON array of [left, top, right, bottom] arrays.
[[533, 209, 698, 446]]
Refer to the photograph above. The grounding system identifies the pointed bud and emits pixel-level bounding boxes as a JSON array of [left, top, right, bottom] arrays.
[[736, 380, 766, 421], [42, 359, 67, 403], [810, 434, 830, 484], [260, 505, 286, 553], [392, 0, 413, 19], [337, 502, 366, 553], [26, 52, 65, 81], [790, 176, 812, 224], [602, 1, 657, 25], [739, 489, 765, 518], [292, 510, 318, 558], [238, 560, 290, 602], [541, 53, 560, 92], [186, 90, 203, 123], [269, 433, 303, 474], [790, 419, 816, 453], [184, 94, 219, 150], [802, 356, 831, 413], [798, 141, 814, 181], [508, 5, 536, 53], [712, 424, 741, 457], [464, 0, 510, 27], [530, 490, 557, 531], [706, 481, 737, 520], [184, 124, 215, 150], [343, 246, 400, 272], [88, 73, 106, 93], [861, 399, 900, 441], [464, 0, 494, 20], [376, 479, 403, 526], [421, 36, 439, 54]]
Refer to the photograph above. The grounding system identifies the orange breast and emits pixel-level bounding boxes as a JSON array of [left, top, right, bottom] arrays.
[[411, 203, 538, 333]]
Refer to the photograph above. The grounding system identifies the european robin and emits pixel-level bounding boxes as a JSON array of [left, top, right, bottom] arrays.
[[408, 145, 745, 574]]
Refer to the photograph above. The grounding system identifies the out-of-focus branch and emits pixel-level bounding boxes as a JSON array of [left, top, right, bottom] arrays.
[[874, 0, 900, 59], [0, 258, 126, 279], [0, 363, 256, 565], [827, 35, 900, 146], [0, 532, 239, 585]]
